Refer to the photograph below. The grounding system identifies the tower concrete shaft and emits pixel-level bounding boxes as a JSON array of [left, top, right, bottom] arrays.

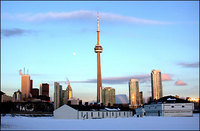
[[94, 13, 103, 103]]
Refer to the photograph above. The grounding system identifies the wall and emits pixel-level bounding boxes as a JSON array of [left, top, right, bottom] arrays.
[[162, 103, 194, 117], [144, 103, 194, 117], [54, 105, 78, 119], [78, 111, 133, 119]]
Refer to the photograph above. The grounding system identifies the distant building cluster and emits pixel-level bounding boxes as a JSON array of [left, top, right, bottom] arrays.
[[3, 68, 50, 103], [54, 81, 73, 110]]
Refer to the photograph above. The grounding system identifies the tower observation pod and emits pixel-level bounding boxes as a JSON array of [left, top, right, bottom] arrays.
[[94, 13, 103, 103]]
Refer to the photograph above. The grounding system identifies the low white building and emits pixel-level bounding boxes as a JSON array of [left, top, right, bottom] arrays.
[[144, 96, 194, 117], [54, 104, 133, 119]]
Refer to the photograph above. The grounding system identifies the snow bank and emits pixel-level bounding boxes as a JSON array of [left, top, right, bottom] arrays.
[[1, 113, 199, 130]]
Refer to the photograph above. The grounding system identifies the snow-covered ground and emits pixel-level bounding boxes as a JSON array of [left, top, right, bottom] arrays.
[[1, 113, 199, 130]]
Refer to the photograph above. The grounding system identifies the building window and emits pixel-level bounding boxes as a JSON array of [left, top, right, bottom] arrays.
[[98, 112, 100, 117], [182, 105, 185, 108], [91, 112, 93, 117], [171, 106, 174, 108], [112, 112, 114, 116], [119, 112, 120, 116], [106, 112, 108, 116], [124, 112, 125, 116]]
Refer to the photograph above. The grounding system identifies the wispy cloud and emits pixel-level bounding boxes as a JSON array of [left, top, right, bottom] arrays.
[[175, 80, 187, 86], [3, 10, 171, 25], [2, 28, 33, 37], [67, 73, 172, 85], [178, 62, 199, 68]]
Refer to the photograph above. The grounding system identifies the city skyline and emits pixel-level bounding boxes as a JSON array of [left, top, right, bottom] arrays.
[[1, 1, 199, 102]]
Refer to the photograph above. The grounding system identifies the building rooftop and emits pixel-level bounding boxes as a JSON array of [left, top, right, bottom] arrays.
[[153, 95, 191, 104], [67, 104, 133, 111]]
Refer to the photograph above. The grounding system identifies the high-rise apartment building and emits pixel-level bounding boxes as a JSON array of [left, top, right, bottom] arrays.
[[102, 87, 115, 106], [54, 82, 62, 110], [21, 74, 30, 99], [151, 70, 163, 100], [129, 79, 139, 107], [40, 83, 49, 97]]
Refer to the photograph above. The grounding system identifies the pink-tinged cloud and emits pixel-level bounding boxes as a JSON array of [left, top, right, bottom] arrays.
[[3, 10, 171, 25], [162, 74, 172, 81], [175, 80, 187, 86]]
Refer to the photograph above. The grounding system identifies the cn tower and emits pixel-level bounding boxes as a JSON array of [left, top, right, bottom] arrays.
[[94, 13, 103, 103]]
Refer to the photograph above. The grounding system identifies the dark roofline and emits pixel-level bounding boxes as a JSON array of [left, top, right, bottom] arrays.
[[154, 95, 191, 104], [67, 104, 133, 111], [0, 91, 5, 95]]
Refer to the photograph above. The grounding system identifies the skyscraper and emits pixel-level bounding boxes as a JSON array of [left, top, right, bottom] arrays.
[[61, 90, 68, 105], [40, 83, 49, 97], [54, 82, 62, 110], [139, 91, 143, 106], [129, 79, 139, 107], [151, 70, 163, 100], [66, 82, 72, 100], [31, 88, 39, 98], [21, 74, 30, 99], [94, 13, 103, 103], [102, 87, 115, 106], [30, 79, 33, 95]]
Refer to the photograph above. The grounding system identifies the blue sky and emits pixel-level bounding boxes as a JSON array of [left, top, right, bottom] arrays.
[[1, 1, 199, 102]]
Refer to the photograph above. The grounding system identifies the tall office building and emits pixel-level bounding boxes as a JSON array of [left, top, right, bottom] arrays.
[[151, 70, 163, 100], [67, 82, 72, 100], [129, 79, 139, 107], [102, 87, 115, 106], [21, 74, 30, 99], [31, 88, 39, 98], [139, 91, 143, 106], [40, 83, 49, 97], [94, 13, 103, 103], [61, 90, 68, 105], [54, 82, 62, 110]]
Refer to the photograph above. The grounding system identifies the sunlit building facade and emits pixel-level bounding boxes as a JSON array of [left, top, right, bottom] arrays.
[[151, 70, 163, 100], [129, 79, 139, 107], [21, 74, 30, 99], [67, 84, 72, 100], [102, 87, 115, 106]]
